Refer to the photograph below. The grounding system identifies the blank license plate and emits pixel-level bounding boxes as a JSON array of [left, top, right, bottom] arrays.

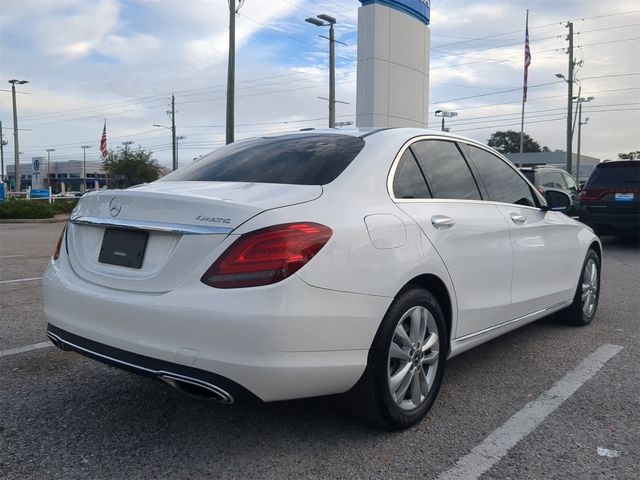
[[614, 193, 634, 202], [98, 228, 148, 269]]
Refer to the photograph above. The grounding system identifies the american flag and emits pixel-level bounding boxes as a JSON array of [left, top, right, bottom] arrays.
[[100, 120, 108, 159], [523, 22, 531, 102]]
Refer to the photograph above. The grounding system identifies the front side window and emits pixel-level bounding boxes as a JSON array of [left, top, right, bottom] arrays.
[[392, 149, 431, 199], [160, 133, 365, 186], [465, 145, 536, 207], [410, 140, 482, 200]]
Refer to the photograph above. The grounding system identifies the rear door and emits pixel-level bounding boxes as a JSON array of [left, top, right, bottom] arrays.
[[392, 139, 514, 338], [463, 145, 580, 319]]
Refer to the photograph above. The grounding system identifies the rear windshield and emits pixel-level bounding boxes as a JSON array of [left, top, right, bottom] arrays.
[[160, 133, 365, 185], [586, 162, 640, 189], [521, 170, 535, 183]]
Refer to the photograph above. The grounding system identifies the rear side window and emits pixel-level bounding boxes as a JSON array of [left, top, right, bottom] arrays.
[[541, 171, 565, 189], [562, 173, 578, 192], [586, 162, 640, 189], [160, 134, 365, 185], [465, 145, 536, 207], [410, 140, 482, 200], [392, 150, 431, 199]]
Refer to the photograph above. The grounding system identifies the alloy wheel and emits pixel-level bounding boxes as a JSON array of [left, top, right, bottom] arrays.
[[387, 306, 439, 411], [581, 258, 598, 317]]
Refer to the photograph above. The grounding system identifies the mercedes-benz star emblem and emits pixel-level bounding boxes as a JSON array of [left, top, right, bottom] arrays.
[[109, 198, 122, 217]]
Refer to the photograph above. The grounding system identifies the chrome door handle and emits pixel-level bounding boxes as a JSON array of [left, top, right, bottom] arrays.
[[431, 215, 455, 229], [510, 213, 527, 225]]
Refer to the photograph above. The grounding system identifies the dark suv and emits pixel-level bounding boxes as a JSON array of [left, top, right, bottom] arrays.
[[578, 160, 640, 238], [520, 165, 579, 215]]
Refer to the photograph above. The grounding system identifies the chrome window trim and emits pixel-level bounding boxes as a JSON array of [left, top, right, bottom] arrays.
[[386, 134, 546, 208], [69, 215, 233, 235]]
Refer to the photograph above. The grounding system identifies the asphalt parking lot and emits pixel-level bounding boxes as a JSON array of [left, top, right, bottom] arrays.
[[1, 222, 638, 480]]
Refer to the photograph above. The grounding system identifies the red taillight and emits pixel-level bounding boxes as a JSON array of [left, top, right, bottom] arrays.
[[201, 222, 333, 289], [53, 225, 66, 261]]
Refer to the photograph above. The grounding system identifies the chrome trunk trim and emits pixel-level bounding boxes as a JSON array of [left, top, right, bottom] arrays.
[[69, 215, 233, 235]]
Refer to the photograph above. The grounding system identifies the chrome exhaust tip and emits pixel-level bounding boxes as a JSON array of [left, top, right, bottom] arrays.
[[159, 374, 234, 403]]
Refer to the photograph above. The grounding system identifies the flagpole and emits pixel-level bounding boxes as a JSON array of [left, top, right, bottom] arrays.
[[519, 9, 529, 167]]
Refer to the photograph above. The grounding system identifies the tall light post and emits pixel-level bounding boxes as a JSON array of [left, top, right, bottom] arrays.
[[46, 148, 55, 188], [9, 79, 29, 192], [575, 96, 593, 184], [81, 145, 91, 192], [0, 120, 6, 182], [153, 124, 178, 170], [306, 14, 340, 128], [434, 110, 458, 132], [176, 135, 186, 170]]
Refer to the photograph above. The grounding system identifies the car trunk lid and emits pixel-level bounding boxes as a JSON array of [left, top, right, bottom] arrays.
[[66, 181, 322, 293]]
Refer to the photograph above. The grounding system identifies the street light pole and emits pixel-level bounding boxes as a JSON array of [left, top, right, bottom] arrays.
[[9, 79, 28, 192], [0, 120, 6, 182], [46, 148, 55, 189], [176, 136, 186, 170], [306, 14, 339, 128], [81, 145, 91, 192], [434, 110, 458, 132], [575, 96, 593, 184]]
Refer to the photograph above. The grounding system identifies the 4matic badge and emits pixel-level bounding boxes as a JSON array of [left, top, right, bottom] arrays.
[[195, 215, 231, 224]]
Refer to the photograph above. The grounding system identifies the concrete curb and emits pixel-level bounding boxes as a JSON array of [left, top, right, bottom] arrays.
[[0, 214, 69, 224]]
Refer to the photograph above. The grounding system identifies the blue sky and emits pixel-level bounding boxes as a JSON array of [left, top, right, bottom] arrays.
[[1, 0, 638, 171]]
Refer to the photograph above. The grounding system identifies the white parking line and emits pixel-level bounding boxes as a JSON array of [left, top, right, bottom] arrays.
[[0, 342, 53, 358], [0, 255, 25, 259], [437, 343, 624, 480], [0, 277, 42, 284]]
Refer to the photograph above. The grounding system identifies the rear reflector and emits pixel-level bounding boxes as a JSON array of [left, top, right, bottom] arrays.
[[201, 223, 332, 289]]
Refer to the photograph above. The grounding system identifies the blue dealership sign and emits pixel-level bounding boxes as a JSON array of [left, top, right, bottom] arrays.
[[360, 0, 430, 25], [30, 189, 50, 199], [0, 183, 5, 203]]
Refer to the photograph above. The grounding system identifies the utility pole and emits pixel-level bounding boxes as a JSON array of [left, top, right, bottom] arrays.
[[170, 94, 177, 171], [9, 79, 28, 192], [46, 148, 55, 189], [565, 22, 574, 174], [81, 145, 91, 192], [226, 0, 236, 144]]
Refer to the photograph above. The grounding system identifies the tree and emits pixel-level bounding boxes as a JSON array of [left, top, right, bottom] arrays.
[[487, 130, 547, 154], [103, 146, 163, 188], [618, 151, 640, 160]]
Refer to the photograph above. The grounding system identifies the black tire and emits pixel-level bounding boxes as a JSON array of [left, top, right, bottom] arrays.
[[558, 248, 601, 326], [347, 287, 447, 430]]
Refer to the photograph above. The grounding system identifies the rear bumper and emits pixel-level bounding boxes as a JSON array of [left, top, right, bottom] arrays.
[[47, 324, 256, 403], [578, 210, 639, 234], [43, 254, 391, 402]]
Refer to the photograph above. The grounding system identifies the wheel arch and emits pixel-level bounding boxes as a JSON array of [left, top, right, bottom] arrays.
[[401, 274, 453, 354], [589, 239, 602, 260]]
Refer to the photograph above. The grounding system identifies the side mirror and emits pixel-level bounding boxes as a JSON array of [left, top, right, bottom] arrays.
[[543, 188, 572, 213]]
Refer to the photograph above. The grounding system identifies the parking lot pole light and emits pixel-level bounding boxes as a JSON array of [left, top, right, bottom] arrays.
[[306, 15, 338, 128], [434, 110, 458, 132], [9, 79, 28, 192], [576, 96, 593, 184], [0, 120, 6, 182], [81, 146, 91, 192], [176, 135, 186, 170], [226, 0, 236, 144], [46, 148, 55, 189]]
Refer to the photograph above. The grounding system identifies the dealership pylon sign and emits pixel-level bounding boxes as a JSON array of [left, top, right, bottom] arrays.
[[356, 0, 431, 128]]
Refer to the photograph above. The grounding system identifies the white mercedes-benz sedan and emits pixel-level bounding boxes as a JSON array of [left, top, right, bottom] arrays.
[[44, 128, 601, 429]]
